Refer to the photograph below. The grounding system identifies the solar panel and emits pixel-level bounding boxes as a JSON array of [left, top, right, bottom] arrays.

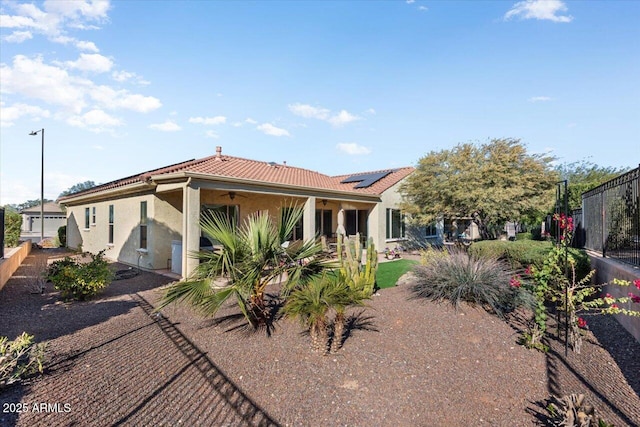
[[340, 170, 394, 188]]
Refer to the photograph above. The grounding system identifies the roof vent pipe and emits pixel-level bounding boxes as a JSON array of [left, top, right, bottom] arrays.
[[215, 146, 222, 160]]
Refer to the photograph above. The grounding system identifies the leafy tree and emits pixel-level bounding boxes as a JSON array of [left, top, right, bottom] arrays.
[[400, 138, 558, 239], [59, 181, 97, 198], [158, 204, 329, 328], [3, 210, 22, 247], [556, 161, 628, 211]]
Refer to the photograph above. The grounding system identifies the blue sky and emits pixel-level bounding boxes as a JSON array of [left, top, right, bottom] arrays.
[[1, 0, 638, 205]]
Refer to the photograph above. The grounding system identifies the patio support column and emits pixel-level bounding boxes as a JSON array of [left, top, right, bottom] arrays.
[[182, 182, 201, 279], [303, 196, 316, 242]]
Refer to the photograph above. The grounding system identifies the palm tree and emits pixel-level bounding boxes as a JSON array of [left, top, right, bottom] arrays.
[[284, 273, 351, 353], [329, 280, 365, 354], [158, 204, 329, 328]]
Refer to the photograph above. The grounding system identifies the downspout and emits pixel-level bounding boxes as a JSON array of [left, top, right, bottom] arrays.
[[182, 177, 192, 279]]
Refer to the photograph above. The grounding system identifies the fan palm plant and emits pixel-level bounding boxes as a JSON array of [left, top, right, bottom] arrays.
[[284, 273, 353, 353], [158, 204, 329, 328]]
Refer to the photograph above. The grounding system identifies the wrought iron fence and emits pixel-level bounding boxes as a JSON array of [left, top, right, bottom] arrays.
[[582, 165, 640, 267]]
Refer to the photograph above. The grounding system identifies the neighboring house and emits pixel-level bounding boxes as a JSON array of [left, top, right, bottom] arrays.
[[58, 146, 430, 278], [20, 202, 66, 242]]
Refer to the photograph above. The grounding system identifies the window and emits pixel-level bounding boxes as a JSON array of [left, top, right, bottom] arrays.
[[92, 207, 96, 226], [108, 205, 114, 244], [140, 201, 147, 249], [201, 204, 239, 245], [84, 207, 90, 229], [386, 208, 405, 240], [201, 204, 239, 227], [315, 209, 333, 238], [425, 222, 437, 237], [282, 207, 304, 241]]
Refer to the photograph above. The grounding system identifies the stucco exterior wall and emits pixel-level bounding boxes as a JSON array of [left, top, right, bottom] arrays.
[[66, 193, 157, 268], [588, 252, 640, 343], [371, 179, 407, 251]]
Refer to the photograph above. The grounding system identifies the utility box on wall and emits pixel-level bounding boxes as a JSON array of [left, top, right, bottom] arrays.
[[171, 240, 182, 276]]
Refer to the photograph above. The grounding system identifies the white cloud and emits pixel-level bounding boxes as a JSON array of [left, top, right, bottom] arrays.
[[406, 0, 415, 3], [289, 103, 360, 127], [111, 70, 150, 85], [67, 109, 122, 132], [205, 130, 220, 139], [0, 0, 111, 47], [1, 55, 89, 113], [529, 96, 552, 102], [0, 102, 50, 127], [365, 108, 376, 115], [64, 53, 113, 73], [418, 6, 428, 11], [92, 145, 104, 150], [257, 123, 290, 137], [189, 116, 227, 125], [149, 120, 181, 132], [288, 103, 330, 120], [89, 85, 161, 112], [2, 55, 160, 115], [245, 117, 257, 124], [505, 0, 573, 23], [2, 30, 33, 43], [337, 143, 371, 155], [328, 110, 360, 127], [75, 40, 99, 52]]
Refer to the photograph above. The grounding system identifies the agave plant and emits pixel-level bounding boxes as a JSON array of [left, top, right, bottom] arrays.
[[158, 204, 329, 328], [546, 393, 604, 427]]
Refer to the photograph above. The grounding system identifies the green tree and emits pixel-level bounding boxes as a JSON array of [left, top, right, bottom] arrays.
[[3, 210, 22, 247], [58, 181, 97, 198], [556, 161, 628, 210], [400, 138, 557, 239], [158, 205, 329, 328]]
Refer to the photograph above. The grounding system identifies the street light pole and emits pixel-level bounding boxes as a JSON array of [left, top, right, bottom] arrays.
[[29, 128, 45, 244]]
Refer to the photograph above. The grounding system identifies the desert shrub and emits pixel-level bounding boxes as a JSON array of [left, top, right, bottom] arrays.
[[0, 332, 46, 389], [3, 209, 22, 247], [411, 250, 533, 317], [48, 250, 113, 301], [57, 225, 67, 247], [469, 240, 590, 279], [419, 245, 449, 266]]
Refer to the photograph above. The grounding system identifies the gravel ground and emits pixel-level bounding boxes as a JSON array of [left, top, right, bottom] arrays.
[[1, 248, 639, 427]]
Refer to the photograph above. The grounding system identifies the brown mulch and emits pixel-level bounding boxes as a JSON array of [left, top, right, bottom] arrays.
[[1, 248, 639, 426]]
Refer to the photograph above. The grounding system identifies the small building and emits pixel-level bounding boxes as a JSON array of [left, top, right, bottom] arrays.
[[20, 202, 66, 241], [59, 147, 434, 278]]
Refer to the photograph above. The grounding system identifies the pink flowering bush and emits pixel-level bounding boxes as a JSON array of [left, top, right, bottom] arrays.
[[522, 213, 640, 354]]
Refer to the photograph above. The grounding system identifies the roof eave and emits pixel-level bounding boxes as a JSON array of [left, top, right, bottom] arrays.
[[58, 181, 155, 206]]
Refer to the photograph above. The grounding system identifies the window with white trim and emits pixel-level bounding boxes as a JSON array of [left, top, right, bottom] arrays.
[[386, 208, 405, 240]]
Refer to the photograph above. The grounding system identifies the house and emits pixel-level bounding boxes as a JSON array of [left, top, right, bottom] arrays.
[[58, 146, 427, 278], [20, 202, 66, 242]]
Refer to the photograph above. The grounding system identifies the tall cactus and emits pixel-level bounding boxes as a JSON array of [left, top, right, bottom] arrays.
[[337, 233, 378, 298]]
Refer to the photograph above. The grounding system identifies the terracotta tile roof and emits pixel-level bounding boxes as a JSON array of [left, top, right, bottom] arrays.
[[59, 151, 414, 201]]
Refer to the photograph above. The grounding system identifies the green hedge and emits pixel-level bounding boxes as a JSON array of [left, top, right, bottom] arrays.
[[469, 240, 591, 279]]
